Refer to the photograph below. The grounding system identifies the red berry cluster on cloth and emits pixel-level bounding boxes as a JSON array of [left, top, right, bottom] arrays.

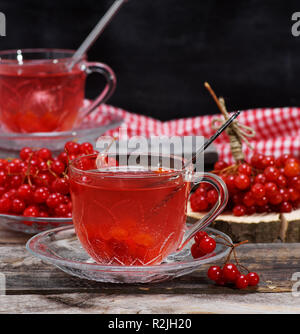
[[190, 153, 300, 216], [0, 141, 95, 218]]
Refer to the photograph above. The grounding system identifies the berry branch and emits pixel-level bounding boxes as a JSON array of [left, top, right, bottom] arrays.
[[190, 84, 300, 216], [204, 82, 256, 163], [191, 230, 259, 289]]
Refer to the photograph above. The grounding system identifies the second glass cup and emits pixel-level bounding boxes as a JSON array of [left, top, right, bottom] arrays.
[[0, 48, 116, 133]]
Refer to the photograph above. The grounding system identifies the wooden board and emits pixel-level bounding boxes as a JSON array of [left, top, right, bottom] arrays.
[[188, 204, 300, 243], [0, 243, 295, 295], [1, 291, 300, 314], [0, 225, 299, 313]]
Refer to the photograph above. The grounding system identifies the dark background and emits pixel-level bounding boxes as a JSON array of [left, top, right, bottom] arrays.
[[1, 0, 300, 121]]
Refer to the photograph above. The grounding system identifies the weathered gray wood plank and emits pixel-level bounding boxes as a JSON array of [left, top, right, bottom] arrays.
[[0, 241, 298, 295], [0, 292, 299, 314], [0, 226, 30, 245], [0, 225, 299, 312]]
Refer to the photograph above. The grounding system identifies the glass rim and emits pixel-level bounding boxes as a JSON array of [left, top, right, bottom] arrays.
[[0, 48, 86, 65], [0, 212, 72, 223], [69, 152, 192, 179]]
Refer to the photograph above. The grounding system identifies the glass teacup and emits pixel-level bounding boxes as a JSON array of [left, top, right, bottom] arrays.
[[69, 153, 228, 266], [0, 48, 116, 133]]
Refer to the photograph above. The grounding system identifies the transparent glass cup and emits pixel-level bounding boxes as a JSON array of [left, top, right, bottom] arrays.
[[69, 153, 228, 266], [0, 48, 116, 133]]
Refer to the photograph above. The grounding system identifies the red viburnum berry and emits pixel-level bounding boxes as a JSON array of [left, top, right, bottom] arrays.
[[207, 266, 223, 281], [235, 274, 249, 289]]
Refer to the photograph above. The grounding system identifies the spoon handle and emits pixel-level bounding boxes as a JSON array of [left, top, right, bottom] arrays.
[[69, 0, 128, 69], [183, 110, 241, 169]]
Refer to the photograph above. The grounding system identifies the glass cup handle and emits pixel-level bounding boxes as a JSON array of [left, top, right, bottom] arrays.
[[79, 61, 117, 119], [178, 172, 228, 251]]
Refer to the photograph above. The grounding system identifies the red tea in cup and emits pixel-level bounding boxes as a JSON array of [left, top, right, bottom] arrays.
[[0, 49, 116, 133], [69, 154, 228, 266], [0, 62, 85, 132]]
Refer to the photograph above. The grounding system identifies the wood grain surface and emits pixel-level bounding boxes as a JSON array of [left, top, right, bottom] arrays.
[[187, 207, 300, 244], [0, 226, 300, 314]]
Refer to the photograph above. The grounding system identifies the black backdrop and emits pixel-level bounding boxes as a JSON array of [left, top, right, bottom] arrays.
[[1, 0, 300, 121]]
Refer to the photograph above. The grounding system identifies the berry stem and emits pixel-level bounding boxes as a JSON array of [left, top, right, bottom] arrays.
[[215, 234, 249, 270], [212, 164, 239, 176], [46, 160, 59, 178], [233, 247, 250, 274]]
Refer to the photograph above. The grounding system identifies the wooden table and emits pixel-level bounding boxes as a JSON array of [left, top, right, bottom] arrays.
[[0, 226, 300, 314]]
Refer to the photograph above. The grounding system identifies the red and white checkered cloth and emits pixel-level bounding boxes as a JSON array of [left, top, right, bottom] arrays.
[[86, 104, 300, 164]]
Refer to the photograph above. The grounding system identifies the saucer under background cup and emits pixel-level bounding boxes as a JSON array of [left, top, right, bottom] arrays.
[[0, 103, 123, 157]]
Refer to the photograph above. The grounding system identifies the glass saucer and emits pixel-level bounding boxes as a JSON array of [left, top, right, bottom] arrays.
[[26, 226, 232, 283], [0, 105, 123, 157], [0, 213, 72, 234]]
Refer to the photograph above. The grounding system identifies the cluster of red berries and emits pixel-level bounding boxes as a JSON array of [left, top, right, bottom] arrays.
[[190, 230, 217, 258], [207, 263, 259, 289], [191, 231, 259, 289], [0, 141, 95, 218], [190, 152, 300, 216]]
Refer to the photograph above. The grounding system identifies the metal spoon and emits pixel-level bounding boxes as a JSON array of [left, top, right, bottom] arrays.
[[183, 110, 241, 169], [69, 0, 128, 70]]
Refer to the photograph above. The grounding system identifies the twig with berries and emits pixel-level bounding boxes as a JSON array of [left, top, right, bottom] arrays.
[[191, 231, 259, 289], [190, 83, 300, 216]]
